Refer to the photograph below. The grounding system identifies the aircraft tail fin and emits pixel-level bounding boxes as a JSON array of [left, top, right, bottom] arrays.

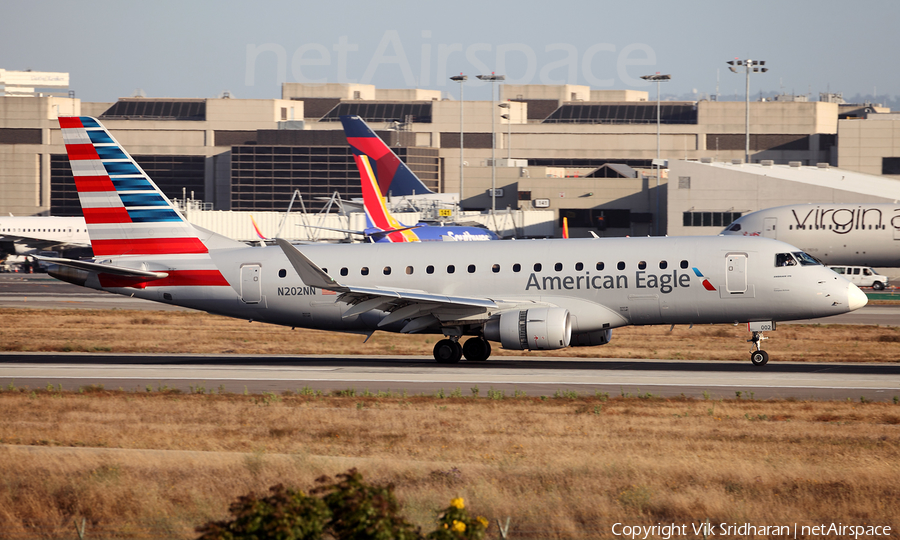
[[59, 116, 242, 256], [340, 115, 434, 197], [340, 116, 420, 243]]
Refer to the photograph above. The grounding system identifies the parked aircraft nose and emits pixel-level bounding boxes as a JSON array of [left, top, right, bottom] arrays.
[[848, 283, 868, 311]]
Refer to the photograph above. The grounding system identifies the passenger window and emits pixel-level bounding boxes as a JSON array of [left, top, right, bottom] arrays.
[[447, 265, 455, 274], [554, 263, 563, 271], [596, 262, 604, 271], [534, 263, 542, 272], [468, 264, 476, 273], [853, 268, 860, 275], [406, 266, 414, 275], [322, 268, 328, 274], [340, 268, 348, 276], [361, 267, 369, 276], [513, 263, 521, 272], [278, 269, 287, 278], [426, 265, 434, 274], [680, 260, 689, 269], [383, 267, 391, 275], [659, 261, 667, 270], [638, 261, 647, 270], [617, 261, 625, 271], [575, 262, 583, 271], [492, 264, 500, 273]]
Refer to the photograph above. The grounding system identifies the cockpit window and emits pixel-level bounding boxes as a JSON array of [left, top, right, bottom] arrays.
[[775, 253, 797, 267], [792, 251, 821, 266], [728, 223, 741, 232]]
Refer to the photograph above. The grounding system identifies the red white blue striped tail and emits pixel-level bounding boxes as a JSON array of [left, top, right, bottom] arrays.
[[59, 116, 208, 257]]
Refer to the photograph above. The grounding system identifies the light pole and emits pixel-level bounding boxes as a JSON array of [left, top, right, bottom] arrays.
[[640, 73, 670, 236], [477, 73, 505, 213], [727, 58, 768, 164], [450, 74, 467, 210]]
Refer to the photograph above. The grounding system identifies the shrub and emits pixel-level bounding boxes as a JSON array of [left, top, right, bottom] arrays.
[[196, 470, 490, 540]]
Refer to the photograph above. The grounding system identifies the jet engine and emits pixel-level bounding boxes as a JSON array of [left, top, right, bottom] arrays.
[[483, 308, 571, 350]]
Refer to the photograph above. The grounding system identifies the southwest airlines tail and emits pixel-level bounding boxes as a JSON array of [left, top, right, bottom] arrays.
[[340, 115, 434, 198], [340, 115, 423, 243]]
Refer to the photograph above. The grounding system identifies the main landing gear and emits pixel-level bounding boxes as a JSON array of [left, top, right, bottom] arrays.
[[748, 331, 769, 367], [433, 337, 492, 363]]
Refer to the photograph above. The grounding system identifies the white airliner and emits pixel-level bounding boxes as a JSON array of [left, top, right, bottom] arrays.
[[0, 215, 90, 255], [722, 203, 900, 267], [40, 117, 867, 367]]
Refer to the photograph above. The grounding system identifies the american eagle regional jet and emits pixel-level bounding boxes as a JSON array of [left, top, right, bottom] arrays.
[[42, 117, 867, 366]]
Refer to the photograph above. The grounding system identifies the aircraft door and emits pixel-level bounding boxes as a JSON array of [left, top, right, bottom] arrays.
[[763, 218, 777, 238], [241, 264, 262, 304], [724, 253, 748, 295]]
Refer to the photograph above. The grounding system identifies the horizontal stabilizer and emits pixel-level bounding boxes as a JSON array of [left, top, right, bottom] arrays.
[[33, 255, 169, 279]]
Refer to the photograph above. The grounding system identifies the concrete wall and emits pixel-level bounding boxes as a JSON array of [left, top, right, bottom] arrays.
[[282, 83, 376, 100], [838, 115, 900, 177]]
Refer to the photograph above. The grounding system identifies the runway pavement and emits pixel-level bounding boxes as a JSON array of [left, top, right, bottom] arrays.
[[1, 353, 898, 402]]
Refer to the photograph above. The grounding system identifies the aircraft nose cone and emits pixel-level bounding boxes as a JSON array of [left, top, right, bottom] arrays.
[[847, 283, 868, 311]]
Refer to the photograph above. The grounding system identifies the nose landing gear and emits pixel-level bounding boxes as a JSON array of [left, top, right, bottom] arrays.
[[748, 331, 769, 366]]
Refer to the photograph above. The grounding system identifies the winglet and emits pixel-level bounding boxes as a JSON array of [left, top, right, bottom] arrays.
[[562, 216, 570, 239], [275, 238, 348, 292]]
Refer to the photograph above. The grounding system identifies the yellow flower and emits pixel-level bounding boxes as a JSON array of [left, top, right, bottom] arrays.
[[477, 516, 489, 528], [450, 497, 465, 509], [452, 520, 466, 533]]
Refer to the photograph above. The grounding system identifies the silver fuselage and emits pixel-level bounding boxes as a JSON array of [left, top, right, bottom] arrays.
[[70, 236, 861, 337]]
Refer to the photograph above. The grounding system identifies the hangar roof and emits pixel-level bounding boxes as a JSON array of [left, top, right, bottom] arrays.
[[695, 160, 900, 200]]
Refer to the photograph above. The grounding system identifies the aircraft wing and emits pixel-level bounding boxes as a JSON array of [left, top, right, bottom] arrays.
[[32, 255, 169, 279], [276, 239, 500, 332]]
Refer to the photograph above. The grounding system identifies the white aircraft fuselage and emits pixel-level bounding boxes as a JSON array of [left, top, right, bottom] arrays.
[[722, 203, 900, 267], [57, 236, 860, 342], [0, 216, 90, 254]]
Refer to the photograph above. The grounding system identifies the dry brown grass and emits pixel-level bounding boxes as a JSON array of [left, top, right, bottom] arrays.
[[0, 390, 899, 538], [2, 307, 900, 362]]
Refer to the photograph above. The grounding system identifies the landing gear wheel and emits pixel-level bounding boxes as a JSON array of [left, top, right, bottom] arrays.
[[873, 281, 885, 291], [433, 339, 462, 364], [462, 337, 492, 362], [750, 350, 769, 367]]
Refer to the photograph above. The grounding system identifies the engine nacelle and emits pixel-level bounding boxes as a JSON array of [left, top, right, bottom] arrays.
[[484, 308, 571, 350]]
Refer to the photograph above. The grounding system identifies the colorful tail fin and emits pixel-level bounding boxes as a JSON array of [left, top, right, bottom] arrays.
[[339, 115, 434, 197], [59, 117, 238, 256], [340, 115, 421, 243]]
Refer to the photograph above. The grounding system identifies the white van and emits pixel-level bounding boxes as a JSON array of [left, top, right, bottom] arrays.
[[828, 266, 889, 290]]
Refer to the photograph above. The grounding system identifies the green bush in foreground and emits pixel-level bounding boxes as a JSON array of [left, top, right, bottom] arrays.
[[196, 468, 489, 540]]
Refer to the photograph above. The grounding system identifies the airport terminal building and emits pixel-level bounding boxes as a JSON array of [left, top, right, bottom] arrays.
[[1, 70, 899, 239]]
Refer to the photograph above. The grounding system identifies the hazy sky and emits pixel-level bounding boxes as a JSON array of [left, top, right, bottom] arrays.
[[3, 0, 897, 103]]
